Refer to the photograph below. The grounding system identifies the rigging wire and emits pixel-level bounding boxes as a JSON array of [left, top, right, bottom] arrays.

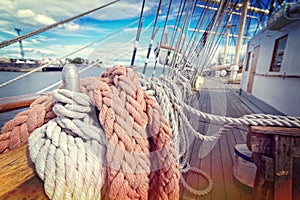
[[178, 0, 211, 71], [0, 0, 121, 49], [186, 0, 221, 73], [36, 19, 155, 94], [130, 0, 146, 67], [168, 0, 188, 74], [253, 0, 271, 35], [196, 0, 228, 75], [151, 0, 173, 77], [204, 0, 237, 67], [170, 0, 194, 77], [163, 0, 184, 74], [142, 0, 163, 74], [0, 19, 141, 89]]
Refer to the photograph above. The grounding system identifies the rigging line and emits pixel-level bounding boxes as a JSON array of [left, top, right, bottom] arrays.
[[202, 0, 235, 68], [107, 19, 155, 67], [170, 0, 193, 76], [151, 0, 173, 78], [130, 0, 146, 67], [168, 0, 188, 75], [200, 6, 228, 73], [184, 0, 219, 73], [143, 0, 163, 74], [186, 1, 214, 70], [0, 0, 120, 49], [253, 0, 271, 35], [163, 0, 184, 74], [178, 0, 211, 71], [0, 19, 141, 89], [37, 19, 156, 94], [197, 0, 228, 75], [245, 8, 254, 38], [205, 26, 227, 68], [179, 0, 198, 55]]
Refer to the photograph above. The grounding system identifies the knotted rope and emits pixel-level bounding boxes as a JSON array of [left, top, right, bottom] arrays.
[[1, 65, 300, 199], [93, 66, 179, 199], [0, 94, 55, 153], [2, 65, 179, 199], [28, 88, 106, 199]]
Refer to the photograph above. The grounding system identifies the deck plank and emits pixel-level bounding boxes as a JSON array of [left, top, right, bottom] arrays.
[[180, 78, 254, 200]]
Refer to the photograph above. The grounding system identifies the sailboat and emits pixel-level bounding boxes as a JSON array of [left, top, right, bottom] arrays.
[[0, 0, 300, 199]]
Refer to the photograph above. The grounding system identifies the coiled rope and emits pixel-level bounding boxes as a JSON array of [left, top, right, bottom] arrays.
[[1, 65, 300, 199], [29, 89, 106, 199]]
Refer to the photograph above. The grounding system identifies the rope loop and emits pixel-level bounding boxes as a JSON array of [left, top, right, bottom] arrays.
[[180, 164, 213, 196]]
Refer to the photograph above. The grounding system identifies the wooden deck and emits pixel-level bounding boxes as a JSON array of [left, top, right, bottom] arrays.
[[0, 77, 299, 199], [180, 77, 300, 200]]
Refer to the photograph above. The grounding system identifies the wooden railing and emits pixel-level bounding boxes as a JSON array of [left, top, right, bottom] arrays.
[[255, 73, 300, 79], [0, 93, 42, 113]]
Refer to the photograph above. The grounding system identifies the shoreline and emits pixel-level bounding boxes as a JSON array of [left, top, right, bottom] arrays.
[[0, 66, 42, 72]]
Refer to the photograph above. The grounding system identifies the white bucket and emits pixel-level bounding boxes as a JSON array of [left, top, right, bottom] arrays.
[[233, 144, 257, 188]]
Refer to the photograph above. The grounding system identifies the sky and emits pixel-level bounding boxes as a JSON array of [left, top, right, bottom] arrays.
[[0, 0, 270, 67]]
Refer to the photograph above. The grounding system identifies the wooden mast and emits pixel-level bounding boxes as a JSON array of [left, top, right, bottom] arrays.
[[233, 0, 249, 66], [223, 13, 232, 65]]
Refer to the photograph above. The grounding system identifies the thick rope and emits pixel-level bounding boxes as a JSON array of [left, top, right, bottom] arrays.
[[0, 65, 179, 199], [137, 72, 300, 196], [1, 65, 300, 199], [95, 66, 179, 199], [0, 94, 55, 153], [28, 89, 106, 199]]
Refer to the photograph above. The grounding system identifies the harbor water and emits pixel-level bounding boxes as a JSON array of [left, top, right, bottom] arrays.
[[0, 66, 163, 130]]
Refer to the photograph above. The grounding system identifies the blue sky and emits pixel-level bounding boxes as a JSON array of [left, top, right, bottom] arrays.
[[0, 0, 270, 67]]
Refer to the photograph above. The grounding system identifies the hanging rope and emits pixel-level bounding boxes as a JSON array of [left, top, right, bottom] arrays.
[[1, 65, 300, 199], [0, 66, 179, 199], [143, 0, 163, 74], [130, 0, 146, 67], [152, 0, 173, 77]]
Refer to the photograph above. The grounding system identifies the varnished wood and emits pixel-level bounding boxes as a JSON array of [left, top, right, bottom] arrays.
[[0, 93, 42, 113], [249, 125, 300, 200], [0, 176, 47, 200], [250, 126, 300, 137], [0, 144, 43, 198]]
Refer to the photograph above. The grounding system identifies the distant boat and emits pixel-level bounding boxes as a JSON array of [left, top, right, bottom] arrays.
[[42, 64, 63, 72]]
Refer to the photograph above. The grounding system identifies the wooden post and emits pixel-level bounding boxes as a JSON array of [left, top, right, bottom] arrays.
[[247, 126, 300, 200]]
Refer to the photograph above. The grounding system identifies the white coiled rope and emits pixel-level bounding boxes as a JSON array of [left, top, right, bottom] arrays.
[[28, 89, 107, 200], [27, 66, 300, 199], [138, 72, 300, 196]]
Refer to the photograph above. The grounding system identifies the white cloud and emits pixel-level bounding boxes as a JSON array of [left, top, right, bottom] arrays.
[[63, 22, 80, 32], [34, 14, 56, 25], [16, 9, 35, 18], [16, 8, 56, 26]]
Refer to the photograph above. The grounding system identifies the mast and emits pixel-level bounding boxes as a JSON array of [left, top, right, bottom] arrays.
[[233, 0, 249, 66], [223, 13, 232, 65]]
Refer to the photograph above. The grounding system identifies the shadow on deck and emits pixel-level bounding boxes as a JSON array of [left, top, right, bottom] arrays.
[[179, 77, 299, 200]]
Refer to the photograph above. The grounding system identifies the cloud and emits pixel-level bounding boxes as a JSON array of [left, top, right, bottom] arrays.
[[63, 22, 80, 32], [0, 0, 168, 62], [16, 8, 56, 26], [16, 9, 35, 18], [34, 14, 56, 25]]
